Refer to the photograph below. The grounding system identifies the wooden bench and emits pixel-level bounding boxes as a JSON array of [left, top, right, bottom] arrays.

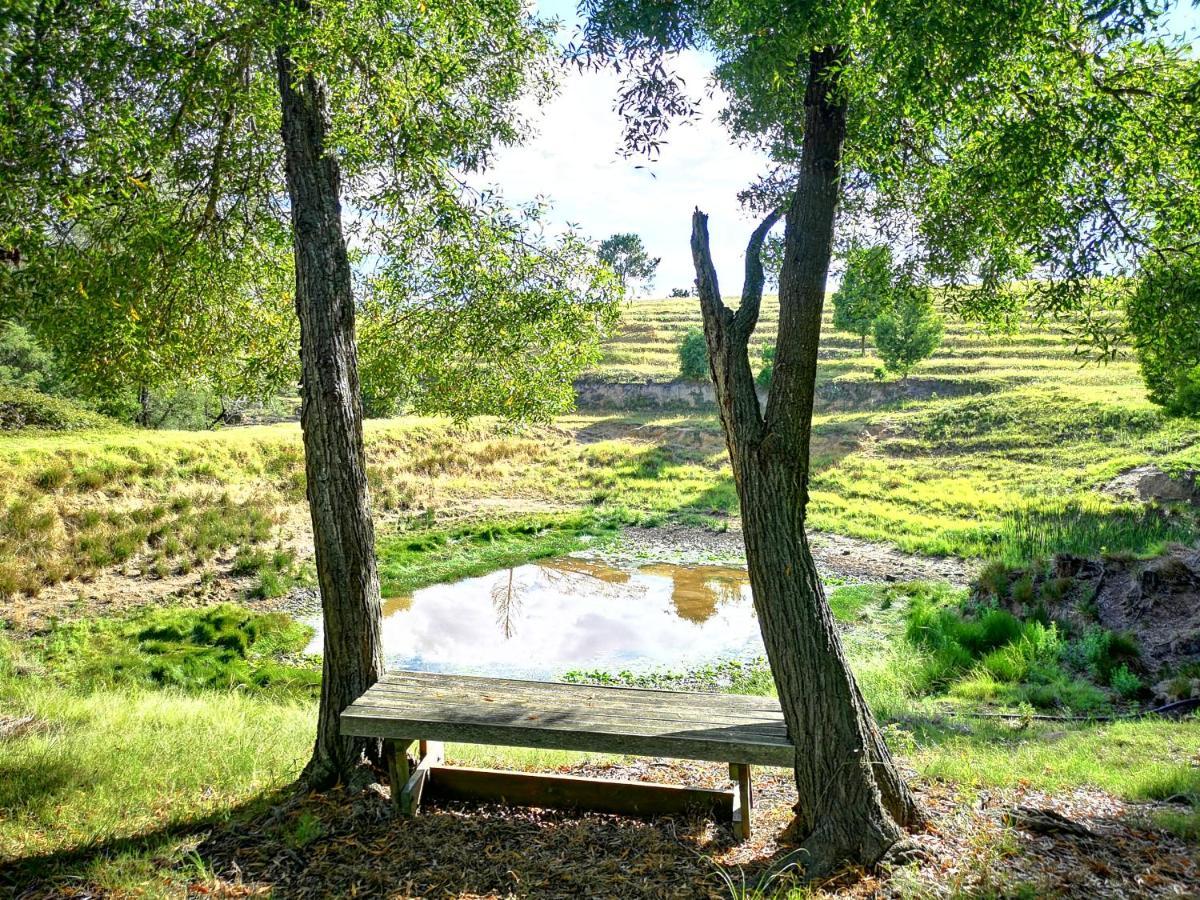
[[340, 670, 793, 841]]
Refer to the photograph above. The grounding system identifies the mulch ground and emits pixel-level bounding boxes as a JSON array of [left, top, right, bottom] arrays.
[[194, 760, 1199, 899]]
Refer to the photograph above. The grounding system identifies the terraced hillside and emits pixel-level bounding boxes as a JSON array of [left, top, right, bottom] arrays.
[[582, 297, 1200, 562], [592, 296, 1136, 398]]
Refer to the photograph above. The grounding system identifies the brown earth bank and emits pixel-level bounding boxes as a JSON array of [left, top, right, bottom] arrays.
[[10, 762, 1188, 899], [987, 546, 1200, 687]]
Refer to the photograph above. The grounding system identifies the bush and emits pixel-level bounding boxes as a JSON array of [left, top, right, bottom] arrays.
[[678, 328, 709, 381], [873, 283, 944, 378], [0, 385, 114, 431], [756, 345, 775, 388], [1126, 254, 1200, 416]]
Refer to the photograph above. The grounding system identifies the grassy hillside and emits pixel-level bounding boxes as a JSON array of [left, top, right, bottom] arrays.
[[582, 297, 1200, 561]]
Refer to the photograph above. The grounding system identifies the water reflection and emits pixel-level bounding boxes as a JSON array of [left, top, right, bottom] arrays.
[[305, 558, 761, 679]]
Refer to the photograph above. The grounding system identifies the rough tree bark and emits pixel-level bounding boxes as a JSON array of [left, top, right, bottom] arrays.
[[275, 37, 385, 788], [690, 47, 922, 876]]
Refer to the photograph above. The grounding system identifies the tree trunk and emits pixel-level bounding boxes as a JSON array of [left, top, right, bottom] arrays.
[[690, 46, 921, 878], [137, 384, 151, 428], [275, 36, 385, 789], [861, 333, 866, 355]]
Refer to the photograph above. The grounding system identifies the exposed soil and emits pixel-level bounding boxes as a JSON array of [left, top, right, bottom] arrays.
[[991, 547, 1200, 678], [170, 762, 1199, 899], [591, 525, 979, 587]]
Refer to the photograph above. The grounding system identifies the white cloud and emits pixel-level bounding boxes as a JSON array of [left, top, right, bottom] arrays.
[[478, 52, 772, 297]]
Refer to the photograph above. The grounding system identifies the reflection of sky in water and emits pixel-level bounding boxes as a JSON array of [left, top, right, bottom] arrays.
[[304, 558, 763, 679]]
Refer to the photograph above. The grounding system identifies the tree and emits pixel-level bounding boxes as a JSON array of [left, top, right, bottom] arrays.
[[873, 284, 943, 380], [833, 246, 895, 355], [1127, 254, 1200, 416], [678, 327, 708, 380], [578, 0, 1197, 876], [598, 232, 660, 294], [1, 0, 619, 788], [0, 321, 62, 395]]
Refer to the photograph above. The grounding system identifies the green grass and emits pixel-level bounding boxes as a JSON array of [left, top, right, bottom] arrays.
[[2, 580, 1197, 895], [375, 511, 626, 596], [23, 604, 319, 696]]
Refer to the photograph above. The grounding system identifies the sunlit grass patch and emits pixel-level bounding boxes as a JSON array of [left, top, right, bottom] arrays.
[[375, 511, 628, 596]]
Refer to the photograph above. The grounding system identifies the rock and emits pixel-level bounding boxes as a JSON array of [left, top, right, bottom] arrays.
[[1102, 464, 1200, 504]]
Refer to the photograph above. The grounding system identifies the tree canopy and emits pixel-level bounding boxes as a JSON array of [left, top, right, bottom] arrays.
[[0, 0, 619, 421], [597, 232, 660, 294]]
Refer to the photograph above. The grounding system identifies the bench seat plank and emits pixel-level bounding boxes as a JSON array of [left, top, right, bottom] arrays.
[[342, 670, 795, 767]]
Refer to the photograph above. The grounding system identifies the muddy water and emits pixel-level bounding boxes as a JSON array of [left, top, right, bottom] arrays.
[[304, 558, 763, 679]]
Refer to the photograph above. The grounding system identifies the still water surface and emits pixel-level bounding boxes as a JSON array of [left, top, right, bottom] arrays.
[[304, 558, 764, 679]]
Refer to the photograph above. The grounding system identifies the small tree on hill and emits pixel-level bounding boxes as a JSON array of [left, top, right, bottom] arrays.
[[873, 284, 944, 380], [678, 327, 708, 380], [1127, 254, 1200, 416], [598, 232, 660, 294], [833, 246, 894, 355]]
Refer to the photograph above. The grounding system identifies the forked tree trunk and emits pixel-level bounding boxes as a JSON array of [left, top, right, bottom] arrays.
[[690, 47, 921, 877], [275, 38, 385, 788]]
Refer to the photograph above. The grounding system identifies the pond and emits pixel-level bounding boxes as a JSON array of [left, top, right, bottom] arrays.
[[304, 557, 766, 679]]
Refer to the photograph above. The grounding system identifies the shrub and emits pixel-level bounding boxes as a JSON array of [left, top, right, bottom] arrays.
[[1126, 254, 1200, 416], [0, 385, 113, 431], [678, 328, 709, 381], [756, 345, 775, 388], [1110, 664, 1144, 699], [873, 282, 944, 378]]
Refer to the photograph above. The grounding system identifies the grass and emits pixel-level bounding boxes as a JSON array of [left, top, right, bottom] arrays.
[[3, 294, 1200, 893], [375, 511, 626, 596], [4, 580, 1196, 894]]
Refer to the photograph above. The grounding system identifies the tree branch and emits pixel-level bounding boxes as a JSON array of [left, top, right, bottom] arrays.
[[732, 206, 784, 341]]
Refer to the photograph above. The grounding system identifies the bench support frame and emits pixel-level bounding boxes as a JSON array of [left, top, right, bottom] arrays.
[[383, 739, 753, 841]]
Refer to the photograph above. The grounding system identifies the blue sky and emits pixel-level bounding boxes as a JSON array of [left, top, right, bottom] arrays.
[[482, 2, 1198, 296]]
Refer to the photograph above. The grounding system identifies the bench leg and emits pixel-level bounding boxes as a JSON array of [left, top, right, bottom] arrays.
[[730, 763, 752, 842], [383, 739, 414, 813]]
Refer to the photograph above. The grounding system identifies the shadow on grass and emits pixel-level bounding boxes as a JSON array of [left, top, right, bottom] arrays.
[[0, 785, 295, 897]]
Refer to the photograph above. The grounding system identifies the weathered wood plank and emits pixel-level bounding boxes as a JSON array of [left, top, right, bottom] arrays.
[[425, 765, 736, 822], [363, 683, 786, 729], [342, 706, 794, 767], [379, 671, 783, 713], [731, 763, 752, 841], [349, 692, 788, 737], [399, 752, 436, 815], [383, 739, 413, 812]]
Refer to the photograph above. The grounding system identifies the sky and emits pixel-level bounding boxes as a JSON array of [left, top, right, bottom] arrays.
[[480, 1, 1200, 297]]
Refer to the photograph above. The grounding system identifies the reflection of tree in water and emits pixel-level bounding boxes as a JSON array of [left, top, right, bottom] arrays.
[[490, 560, 642, 640], [640, 564, 750, 624]]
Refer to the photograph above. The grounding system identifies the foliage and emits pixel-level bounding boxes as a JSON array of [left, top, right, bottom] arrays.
[[0, 385, 113, 432], [668, 287, 691, 298], [678, 328, 709, 381], [573, 0, 1200, 346], [597, 232, 661, 294], [357, 199, 622, 422], [1127, 253, 1200, 416], [0, 0, 618, 426], [832, 247, 895, 354], [756, 345, 774, 388], [0, 321, 62, 394], [873, 284, 944, 378]]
